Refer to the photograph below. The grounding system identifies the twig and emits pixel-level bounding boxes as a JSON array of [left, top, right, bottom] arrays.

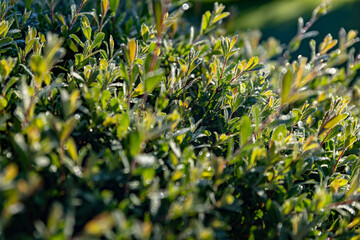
[[68, 0, 86, 31], [331, 147, 347, 176], [49, 0, 54, 25], [140, 0, 171, 113], [328, 198, 360, 208], [232, 106, 284, 158], [319, 128, 332, 148]]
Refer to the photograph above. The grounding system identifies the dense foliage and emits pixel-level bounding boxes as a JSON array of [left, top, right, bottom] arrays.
[[1, 0, 360, 239]]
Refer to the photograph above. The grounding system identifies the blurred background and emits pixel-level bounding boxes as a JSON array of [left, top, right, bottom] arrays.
[[185, 0, 360, 55]]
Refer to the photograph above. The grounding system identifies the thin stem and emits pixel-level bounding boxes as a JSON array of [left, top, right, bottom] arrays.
[[127, 64, 132, 110], [328, 198, 360, 208], [99, 17, 104, 32], [232, 106, 284, 158], [331, 147, 347, 176], [140, 0, 171, 113], [319, 128, 332, 148], [228, 111, 234, 121], [229, 71, 244, 84], [68, 0, 86, 31], [280, 14, 318, 62], [219, 58, 227, 80], [204, 61, 232, 109], [22, 94, 36, 128], [112, 15, 116, 36], [49, 0, 54, 25]]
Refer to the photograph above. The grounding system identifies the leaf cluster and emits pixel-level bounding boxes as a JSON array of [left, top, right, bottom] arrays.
[[1, 0, 360, 239]]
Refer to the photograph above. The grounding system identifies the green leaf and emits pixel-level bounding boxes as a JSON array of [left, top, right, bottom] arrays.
[[344, 135, 357, 148], [152, 0, 163, 34], [0, 96, 8, 111], [109, 35, 114, 56], [117, 113, 130, 139], [212, 12, 230, 24], [128, 131, 142, 157], [2, 77, 18, 94], [0, 37, 12, 49], [244, 56, 259, 71], [323, 125, 344, 142], [200, 11, 211, 35], [346, 171, 359, 197], [281, 68, 293, 105], [253, 105, 260, 133], [66, 137, 78, 162], [109, 0, 120, 13], [82, 27, 91, 41], [91, 32, 105, 50], [145, 69, 164, 93], [229, 35, 238, 50], [271, 125, 287, 142], [324, 114, 348, 131], [24, 38, 37, 56], [60, 117, 77, 143], [0, 20, 9, 38], [29, 55, 46, 76], [240, 115, 252, 146], [70, 34, 84, 47]]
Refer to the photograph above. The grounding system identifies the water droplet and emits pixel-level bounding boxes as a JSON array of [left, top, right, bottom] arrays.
[[6, 152, 12, 158], [328, 68, 336, 74], [75, 114, 80, 120], [50, 165, 57, 172], [74, 166, 82, 176], [182, 3, 189, 10], [89, 128, 93, 132]]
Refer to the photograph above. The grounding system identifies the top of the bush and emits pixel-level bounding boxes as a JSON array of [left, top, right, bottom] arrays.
[[1, 0, 360, 239]]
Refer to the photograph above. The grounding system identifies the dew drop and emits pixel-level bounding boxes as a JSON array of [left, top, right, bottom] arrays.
[[328, 68, 336, 74], [50, 165, 57, 172], [74, 166, 82, 176], [182, 3, 189, 11]]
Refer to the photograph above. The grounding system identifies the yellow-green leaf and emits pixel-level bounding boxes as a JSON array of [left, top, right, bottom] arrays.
[[101, 0, 109, 17], [324, 114, 348, 130], [200, 11, 211, 35], [244, 56, 259, 71], [128, 38, 137, 65], [84, 212, 114, 235], [229, 35, 238, 50], [281, 69, 293, 105], [152, 0, 163, 34], [212, 12, 230, 24]]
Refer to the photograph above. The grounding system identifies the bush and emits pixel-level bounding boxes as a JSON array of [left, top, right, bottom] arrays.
[[1, 0, 360, 239]]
